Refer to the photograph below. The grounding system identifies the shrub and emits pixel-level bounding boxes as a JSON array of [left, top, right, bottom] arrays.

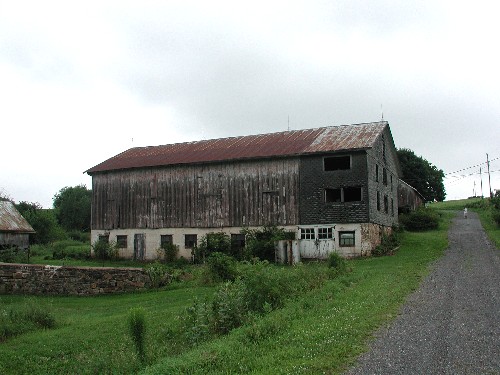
[[243, 225, 293, 261], [372, 232, 401, 257], [211, 280, 248, 334], [161, 243, 179, 263], [492, 209, 500, 226], [181, 299, 212, 345], [128, 307, 146, 363], [399, 207, 439, 231], [194, 233, 232, 264], [91, 239, 118, 260], [327, 251, 347, 272], [206, 252, 238, 282], [0, 247, 28, 263], [145, 262, 171, 288]]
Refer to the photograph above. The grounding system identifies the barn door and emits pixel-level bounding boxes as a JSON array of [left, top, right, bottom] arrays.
[[134, 233, 146, 261]]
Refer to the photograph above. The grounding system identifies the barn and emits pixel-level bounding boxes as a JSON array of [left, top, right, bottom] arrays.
[[0, 201, 35, 250], [86, 121, 401, 260]]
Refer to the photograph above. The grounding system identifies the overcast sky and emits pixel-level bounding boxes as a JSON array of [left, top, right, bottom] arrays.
[[1, 0, 499, 208]]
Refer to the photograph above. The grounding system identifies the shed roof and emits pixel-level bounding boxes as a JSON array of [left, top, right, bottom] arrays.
[[86, 121, 389, 174], [0, 201, 36, 233]]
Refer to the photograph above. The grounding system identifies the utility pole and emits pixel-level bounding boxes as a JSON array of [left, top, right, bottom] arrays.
[[480, 167, 484, 198], [487, 153, 493, 199]]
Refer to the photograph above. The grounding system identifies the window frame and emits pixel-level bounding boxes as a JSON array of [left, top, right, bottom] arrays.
[[116, 235, 127, 248], [185, 234, 198, 248], [323, 155, 351, 171], [339, 231, 355, 247], [318, 227, 334, 240], [160, 234, 173, 249], [325, 187, 363, 203], [300, 228, 315, 240]]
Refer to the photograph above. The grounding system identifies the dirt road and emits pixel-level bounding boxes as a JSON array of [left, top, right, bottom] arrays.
[[346, 211, 500, 374]]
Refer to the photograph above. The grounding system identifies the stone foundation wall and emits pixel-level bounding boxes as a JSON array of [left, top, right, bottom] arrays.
[[0, 263, 150, 296]]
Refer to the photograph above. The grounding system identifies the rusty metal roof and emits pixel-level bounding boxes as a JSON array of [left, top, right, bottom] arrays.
[[0, 201, 36, 233], [86, 121, 388, 174]]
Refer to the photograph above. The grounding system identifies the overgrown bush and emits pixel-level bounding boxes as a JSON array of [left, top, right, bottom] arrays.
[[161, 243, 179, 263], [181, 299, 212, 345], [128, 307, 146, 363], [211, 280, 248, 334], [243, 225, 294, 261], [194, 233, 231, 263], [0, 247, 28, 263], [492, 209, 500, 226], [327, 251, 347, 272], [145, 262, 171, 288], [91, 239, 118, 260], [372, 232, 401, 257], [205, 252, 238, 282], [399, 207, 439, 231], [181, 261, 336, 344]]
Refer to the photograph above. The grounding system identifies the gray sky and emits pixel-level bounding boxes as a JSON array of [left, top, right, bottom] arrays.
[[1, 0, 499, 207]]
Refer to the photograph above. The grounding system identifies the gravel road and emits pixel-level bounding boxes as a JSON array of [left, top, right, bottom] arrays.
[[346, 211, 500, 375]]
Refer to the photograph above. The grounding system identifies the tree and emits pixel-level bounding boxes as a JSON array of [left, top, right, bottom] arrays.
[[16, 201, 65, 244], [397, 148, 446, 202], [53, 185, 92, 232]]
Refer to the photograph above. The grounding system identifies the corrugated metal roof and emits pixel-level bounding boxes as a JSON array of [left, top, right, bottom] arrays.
[[0, 201, 36, 233], [86, 121, 388, 174]]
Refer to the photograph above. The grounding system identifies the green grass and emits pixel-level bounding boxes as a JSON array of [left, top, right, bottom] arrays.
[[431, 198, 500, 248], [141, 214, 452, 374], [0, 214, 452, 374], [0, 286, 215, 374]]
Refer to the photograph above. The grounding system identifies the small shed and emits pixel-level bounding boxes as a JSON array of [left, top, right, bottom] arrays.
[[0, 201, 35, 249]]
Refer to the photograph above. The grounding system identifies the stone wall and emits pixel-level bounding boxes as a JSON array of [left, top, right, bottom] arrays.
[[0, 263, 150, 296]]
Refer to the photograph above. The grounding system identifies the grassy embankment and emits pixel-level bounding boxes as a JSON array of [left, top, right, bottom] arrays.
[[430, 197, 500, 248], [0, 213, 452, 374]]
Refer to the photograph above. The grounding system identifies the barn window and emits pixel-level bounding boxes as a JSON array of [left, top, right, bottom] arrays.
[[384, 195, 389, 214], [324, 155, 350, 171], [325, 188, 341, 202], [377, 191, 381, 211], [300, 228, 315, 240], [375, 164, 379, 182], [318, 227, 333, 239], [161, 234, 173, 249], [391, 198, 394, 216], [344, 187, 362, 202], [116, 235, 127, 248], [185, 234, 197, 248], [325, 187, 362, 203], [339, 231, 355, 247], [383, 168, 388, 185], [98, 234, 109, 244]]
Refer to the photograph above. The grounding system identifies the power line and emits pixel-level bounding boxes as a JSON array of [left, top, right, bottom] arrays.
[[445, 156, 499, 176], [445, 169, 500, 186]]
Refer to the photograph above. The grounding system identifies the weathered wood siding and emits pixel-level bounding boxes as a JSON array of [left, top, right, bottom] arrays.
[[0, 232, 30, 249], [91, 158, 300, 230]]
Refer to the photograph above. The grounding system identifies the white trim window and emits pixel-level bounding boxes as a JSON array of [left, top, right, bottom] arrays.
[[318, 227, 334, 239], [300, 228, 315, 240]]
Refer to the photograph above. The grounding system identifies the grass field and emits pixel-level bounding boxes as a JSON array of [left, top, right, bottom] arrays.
[[0, 213, 453, 374]]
